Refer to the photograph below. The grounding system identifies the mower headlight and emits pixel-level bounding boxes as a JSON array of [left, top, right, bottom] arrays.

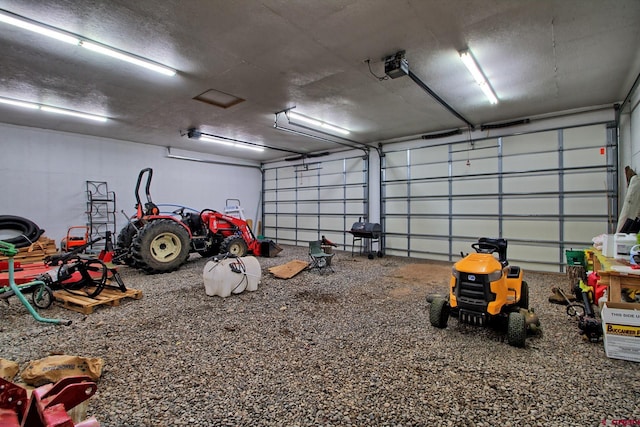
[[452, 267, 460, 280], [487, 269, 503, 282]]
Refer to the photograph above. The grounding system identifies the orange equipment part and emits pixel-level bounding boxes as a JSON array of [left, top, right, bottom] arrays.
[[60, 226, 89, 252]]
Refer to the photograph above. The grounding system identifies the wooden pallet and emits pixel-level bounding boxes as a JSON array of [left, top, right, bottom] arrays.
[[268, 260, 309, 279], [0, 236, 58, 264], [53, 287, 143, 315]]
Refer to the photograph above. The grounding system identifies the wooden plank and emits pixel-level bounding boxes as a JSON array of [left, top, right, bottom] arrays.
[[53, 287, 143, 315], [268, 260, 309, 279]]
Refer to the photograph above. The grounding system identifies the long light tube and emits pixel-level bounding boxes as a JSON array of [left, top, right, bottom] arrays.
[[0, 9, 176, 76], [287, 111, 350, 135], [459, 49, 498, 104], [198, 135, 264, 152], [0, 96, 107, 122]]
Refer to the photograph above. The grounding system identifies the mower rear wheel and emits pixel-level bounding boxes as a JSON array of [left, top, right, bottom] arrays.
[[131, 219, 190, 274], [429, 297, 450, 329], [221, 235, 248, 257], [518, 281, 529, 309], [507, 311, 527, 348]]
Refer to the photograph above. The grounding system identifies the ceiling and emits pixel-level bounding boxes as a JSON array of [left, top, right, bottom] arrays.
[[0, 0, 639, 163]]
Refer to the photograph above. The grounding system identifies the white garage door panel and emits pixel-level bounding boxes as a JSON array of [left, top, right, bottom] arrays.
[[319, 174, 343, 186], [297, 203, 318, 214], [452, 199, 499, 214], [386, 217, 408, 232], [451, 178, 499, 194], [503, 198, 558, 215], [503, 131, 557, 154], [452, 220, 499, 236], [410, 199, 448, 214], [564, 221, 606, 243], [297, 189, 318, 201], [386, 236, 408, 251], [320, 217, 347, 231], [345, 173, 365, 185], [276, 214, 296, 227], [503, 152, 558, 173], [411, 145, 448, 163], [410, 180, 449, 196], [385, 183, 408, 198], [277, 190, 297, 201], [503, 174, 558, 192], [410, 163, 449, 180], [508, 243, 560, 264], [264, 192, 277, 202], [321, 161, 345, 174], [410, 218, 449, 234], [297, 216, 318, 228], [410, 238, 450, 253], [298, 231, 320, 243], [264, 215, 277, 227], [276, 203, 297, 214], [503, 221, 559, 240], [385, 200, 408, 214], [564, 197, 607, 215], [318, 188, 343, 199], [318, 201, 347, 214], [563, 171, 607, 191], [564, 125, 606, 149], [274, 178, 297, 190], [564, 148, 606, 168], [263, 179, 277, 191], [384, 166, 407, 181], [344, 187, 365, 199]]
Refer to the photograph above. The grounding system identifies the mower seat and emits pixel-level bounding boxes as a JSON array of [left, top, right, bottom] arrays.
[[478, 237, 508, 267]]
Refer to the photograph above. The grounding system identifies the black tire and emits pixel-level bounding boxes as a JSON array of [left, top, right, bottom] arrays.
[[31, 285, 54, 309], [220, 235, 248, 257], [116, 222, 140, 266], [59, 258, 108, 298], [507, 311, 527, 348], [429, 297, 450, 328], [518, 281, 529, 309], [131, 219, 191, 274]]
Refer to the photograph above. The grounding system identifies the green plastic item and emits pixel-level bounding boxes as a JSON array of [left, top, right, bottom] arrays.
[[565, 249, 587, 269]]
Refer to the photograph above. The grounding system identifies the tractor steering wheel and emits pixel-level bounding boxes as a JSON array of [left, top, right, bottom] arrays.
[[471, 242, 499, 254], [199, 209, 218, 222]]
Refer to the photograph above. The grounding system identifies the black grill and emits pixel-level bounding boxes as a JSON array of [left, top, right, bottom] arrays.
[[349, 221, 381, 239], [455, 273, 496, 312]]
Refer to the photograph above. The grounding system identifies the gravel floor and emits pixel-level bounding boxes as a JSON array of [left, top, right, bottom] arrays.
[[1, 245, 639, 427]]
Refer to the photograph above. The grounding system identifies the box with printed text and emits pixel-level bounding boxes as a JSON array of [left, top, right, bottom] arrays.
[[601, 302, 640, 362]]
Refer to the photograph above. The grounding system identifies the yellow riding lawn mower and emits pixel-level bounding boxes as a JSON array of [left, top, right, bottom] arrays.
[[428, 237, 540, 347]]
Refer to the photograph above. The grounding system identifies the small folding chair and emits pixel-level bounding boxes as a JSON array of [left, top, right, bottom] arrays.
[[308, 240, 334, 273]]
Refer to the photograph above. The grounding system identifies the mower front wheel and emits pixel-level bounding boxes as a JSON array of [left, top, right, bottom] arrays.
[[131, 220, 191, 274], [221, 236, 248, 257], [429, 297, 450, 329], [507, 311, 527, 348]]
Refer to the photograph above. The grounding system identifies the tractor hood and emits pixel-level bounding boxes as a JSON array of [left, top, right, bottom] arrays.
[[454, 253, 503, 274]]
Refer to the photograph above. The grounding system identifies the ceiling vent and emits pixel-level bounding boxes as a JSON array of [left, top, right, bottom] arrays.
[[193, 89, 244, 109]]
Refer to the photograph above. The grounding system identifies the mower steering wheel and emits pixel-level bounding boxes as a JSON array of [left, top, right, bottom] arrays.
[[471, 242, 499, 254]]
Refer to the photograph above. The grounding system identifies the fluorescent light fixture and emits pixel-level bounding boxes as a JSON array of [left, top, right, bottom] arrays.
[[40, 105, 107, 122], [287, 111, 350, 135], [459, 49, 498, 104], [190, 131, 264, 152], [0, 10, 79, 44], [0, 8, 176, 76], [0, 95, 107, 122]]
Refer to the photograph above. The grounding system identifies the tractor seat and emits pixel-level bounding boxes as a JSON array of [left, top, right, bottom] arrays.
[[478, 237, 509, 267]]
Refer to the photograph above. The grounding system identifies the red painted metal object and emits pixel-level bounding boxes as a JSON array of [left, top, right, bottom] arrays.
[[0, 376, 99, 427]]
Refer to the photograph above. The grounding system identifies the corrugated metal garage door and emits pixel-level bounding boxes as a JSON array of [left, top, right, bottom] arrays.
[[263, 154, 369, 248], [381, 123, 617, 272]]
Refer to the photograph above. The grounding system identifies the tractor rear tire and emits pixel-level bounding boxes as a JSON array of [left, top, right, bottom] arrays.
[[116, 222, 140, 267], [221, 235, 248, 257], [131, 219, 190, 274], [518, 281, 529, 309], [507, 311, 527, 348], [429, 297, 450, 329]]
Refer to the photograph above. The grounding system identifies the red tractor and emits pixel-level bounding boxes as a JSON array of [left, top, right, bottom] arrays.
[[115, 168, 281, 274]]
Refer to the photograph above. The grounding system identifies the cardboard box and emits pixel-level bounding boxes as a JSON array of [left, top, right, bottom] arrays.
[[601, 303, 640, 362]]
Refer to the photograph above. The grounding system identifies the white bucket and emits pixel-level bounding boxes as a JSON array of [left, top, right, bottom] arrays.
[[203, 256, 261, 297]]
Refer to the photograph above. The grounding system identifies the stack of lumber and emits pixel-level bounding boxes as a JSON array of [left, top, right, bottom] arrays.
[[0, 236, 57, 264]]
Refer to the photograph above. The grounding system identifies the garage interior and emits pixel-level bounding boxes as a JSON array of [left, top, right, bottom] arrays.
[[1, 1, 640, 426]]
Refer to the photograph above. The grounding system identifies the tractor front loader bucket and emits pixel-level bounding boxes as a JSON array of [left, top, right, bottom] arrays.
[[260, 240, 283, 258]]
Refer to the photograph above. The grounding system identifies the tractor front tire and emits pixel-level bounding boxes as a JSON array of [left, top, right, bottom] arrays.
[[507, 311, 527, 348], [429, 297, 450, 329], [131, 219, 190, 274], [221, 235, 248, 257], [116, 222, 140, 266]]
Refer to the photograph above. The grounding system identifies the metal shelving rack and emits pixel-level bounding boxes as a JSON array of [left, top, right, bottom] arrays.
[[86, 181, 116, 251]]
